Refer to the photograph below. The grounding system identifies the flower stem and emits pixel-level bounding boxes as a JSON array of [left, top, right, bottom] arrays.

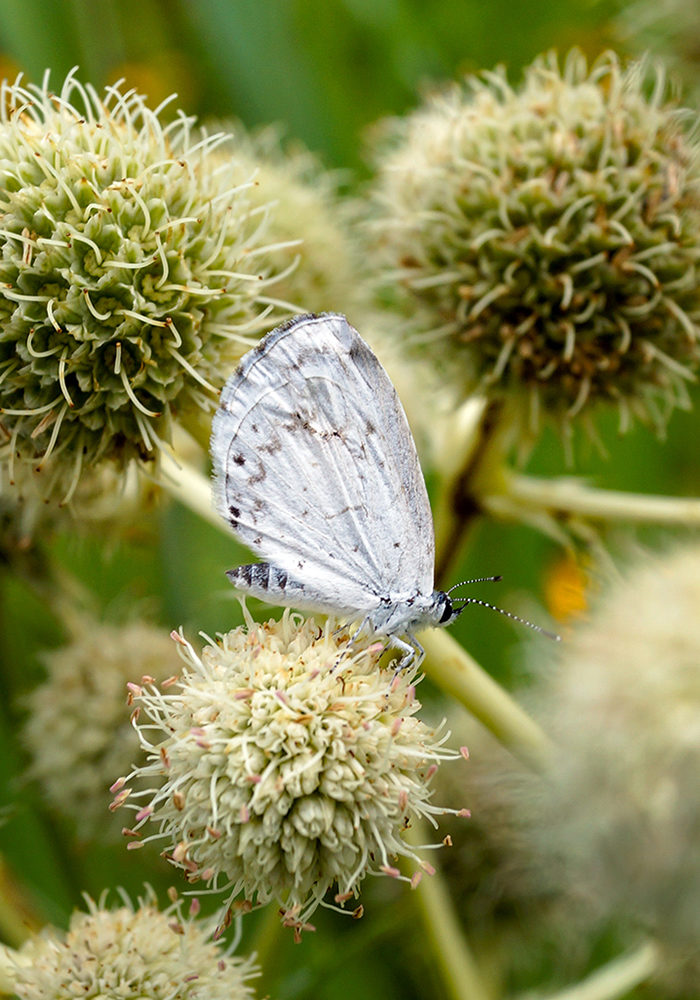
[[433, 399, 508, 587], [159, 455, 224, 531], [486, 474, 700, 527], [518, 940, 659, 1000], [420, 629, 554, 772], [404, 821, 494, 1000], [248, 904, 288, 996]]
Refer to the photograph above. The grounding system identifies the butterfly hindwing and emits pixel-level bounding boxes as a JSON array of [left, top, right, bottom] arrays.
[[211, 313, 435, 613]]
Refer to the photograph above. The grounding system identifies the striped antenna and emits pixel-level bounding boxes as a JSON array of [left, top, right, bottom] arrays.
[[447, 575, 502, 592], [449, 577, 560, 641]]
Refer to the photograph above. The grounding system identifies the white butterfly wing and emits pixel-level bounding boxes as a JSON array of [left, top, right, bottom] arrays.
[[211, 313, 435, 612]]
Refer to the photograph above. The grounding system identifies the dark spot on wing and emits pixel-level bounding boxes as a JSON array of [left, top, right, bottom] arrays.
[[282, 410, 313, 434], [393, 541, 400, 548], [259, 436, 282, 454], [233, 453, 245, 465], [248, 463, 267, 486], [320, 428, 343, 442], [365, 419, 376, 435]]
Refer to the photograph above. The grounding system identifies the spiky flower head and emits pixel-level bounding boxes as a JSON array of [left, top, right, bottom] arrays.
[[528, 543, 700, 994], [0, 70, 293, 503], [207, 123, 364, 316], [369, 50, 700, 438], [24, 613, 180, 837], [115, 610, 465, 931], [7, 886, 259, 999]]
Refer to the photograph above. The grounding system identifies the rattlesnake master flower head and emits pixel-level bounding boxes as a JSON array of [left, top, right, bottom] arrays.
[[117, 610, 464, 930], [24, 613, 180, 837], [208, 124, 364, 316], [0, 70, 293, 502], [8, 887, 259, 1000], [529, 543, 700, 995], [369, 50, 700, 439]]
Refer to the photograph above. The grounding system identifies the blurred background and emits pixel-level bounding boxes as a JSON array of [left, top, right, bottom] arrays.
[[0, 1, 697, 998]]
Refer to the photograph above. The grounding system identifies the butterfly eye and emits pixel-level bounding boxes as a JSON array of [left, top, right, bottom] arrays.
[[438, 593, 456, 624]]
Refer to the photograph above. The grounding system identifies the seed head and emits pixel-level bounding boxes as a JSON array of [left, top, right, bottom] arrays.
[[8, 886, 259, 1000], [0, 71, 293, 502], [118, 610, 463, 928], [369, 51, 700, 438]]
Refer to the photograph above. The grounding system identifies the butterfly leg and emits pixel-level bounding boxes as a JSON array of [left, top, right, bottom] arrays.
[[386, 633, 423, 672], [331, 615, 373, 672]]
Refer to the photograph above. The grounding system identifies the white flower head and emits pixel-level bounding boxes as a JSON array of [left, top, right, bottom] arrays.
[[8, 886, 259, 1000], [115, 610, 467, 933], [529, 542, 700, 994], [24, 613, 181, 837]]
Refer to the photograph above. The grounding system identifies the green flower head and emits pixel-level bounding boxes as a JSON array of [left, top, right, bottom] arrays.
[[0, 70, 292, 501], [370, 51, 700, 438]]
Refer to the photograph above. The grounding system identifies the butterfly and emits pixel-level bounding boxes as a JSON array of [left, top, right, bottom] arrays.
[[211, 313, 554, 667]]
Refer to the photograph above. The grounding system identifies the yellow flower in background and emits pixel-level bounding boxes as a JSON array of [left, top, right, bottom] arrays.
[[528, 543, 700, 995]]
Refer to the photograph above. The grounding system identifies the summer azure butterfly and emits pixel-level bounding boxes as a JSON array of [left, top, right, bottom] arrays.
[[211, 313, 554, 667]]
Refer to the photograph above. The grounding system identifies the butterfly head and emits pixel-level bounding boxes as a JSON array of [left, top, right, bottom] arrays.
[[433, 589, 466, 626]]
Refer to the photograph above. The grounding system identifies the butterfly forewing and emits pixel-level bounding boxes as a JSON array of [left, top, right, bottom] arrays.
[[211, 313, 435, 612]]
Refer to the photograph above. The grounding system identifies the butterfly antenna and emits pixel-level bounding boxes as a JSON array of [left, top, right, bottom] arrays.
[[453, 597, 561, 641], [447, 575, 503, 594]]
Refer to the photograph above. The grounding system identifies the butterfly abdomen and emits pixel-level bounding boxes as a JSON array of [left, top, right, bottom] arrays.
[[227, 562, 289, 596]]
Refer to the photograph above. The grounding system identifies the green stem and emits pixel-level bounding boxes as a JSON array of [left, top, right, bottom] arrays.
[[420, 629, 554, 773], [159, 455, 224, 531], [518, 940, 659, 1000], [404, 821, 494, 1000], [433, 399, 509, 587], [486, 474, 700, 528], [248, 903, 288, 995]]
